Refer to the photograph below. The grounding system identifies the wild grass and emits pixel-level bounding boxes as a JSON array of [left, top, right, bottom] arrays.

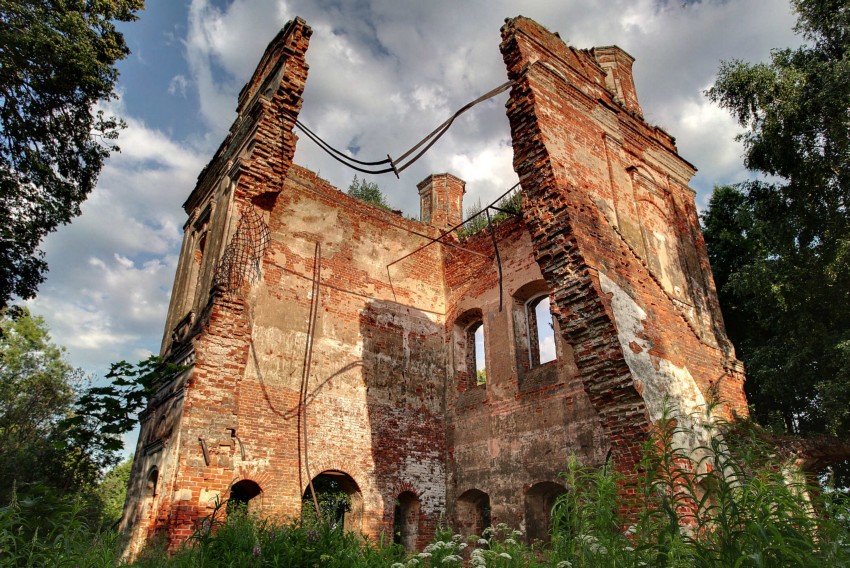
[[2, 405, 848, 567]]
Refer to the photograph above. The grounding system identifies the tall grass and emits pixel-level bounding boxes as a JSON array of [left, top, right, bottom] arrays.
[[549, 405, 850, 567], [2, 406, 847, 567]]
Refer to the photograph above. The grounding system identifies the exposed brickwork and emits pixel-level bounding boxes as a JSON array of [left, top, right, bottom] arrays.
[[121, 15, 747, 558], [499, 16, 746, 483], [418, 173, 466, 229]]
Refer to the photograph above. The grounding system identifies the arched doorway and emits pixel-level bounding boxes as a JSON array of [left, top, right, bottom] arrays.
[[393, 491, 420, 551], [302, 470, 363, 533], [524, 481, 566, 543], [228, 479, 263, 515], [456, 489, 491, 537]]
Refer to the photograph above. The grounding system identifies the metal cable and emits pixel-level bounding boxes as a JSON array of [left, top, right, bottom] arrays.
[[286, 78, 515, 177]]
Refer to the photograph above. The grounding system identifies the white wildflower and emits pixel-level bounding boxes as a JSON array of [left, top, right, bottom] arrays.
[[499, 552, 512, 559], [442, 554, 463, 563], [457, 542, 468, 549], [417, 552, 432, 559], [452, 533, 464, 542], [589, 542, 608, 555], [556, 562, 573, 568], [477, 538, 488, 546], [504, 538, 517, 545], [391, 564, 405, 568], [407, 559, 420, 567]]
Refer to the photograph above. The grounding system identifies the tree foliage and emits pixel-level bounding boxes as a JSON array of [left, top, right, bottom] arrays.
[[0, 307, 172, 528], [0, 0, 144, 308], [702, 0, 850, 447], [0, 307, 89, 504], [347, 175, 390, 210], [98, 456, 132, 529]]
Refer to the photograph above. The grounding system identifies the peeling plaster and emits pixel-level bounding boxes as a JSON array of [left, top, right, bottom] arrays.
[[599, 272, 712, 452]]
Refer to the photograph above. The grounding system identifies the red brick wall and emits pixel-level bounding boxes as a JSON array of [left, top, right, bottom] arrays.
[[500, 16, 746, 484], [123, 15, 748, 556]]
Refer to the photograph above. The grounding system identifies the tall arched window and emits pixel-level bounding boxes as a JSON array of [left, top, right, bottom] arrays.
[[453, 308, 486, 390], [527, 294, 556, 366], [513, 281, 558, 374]]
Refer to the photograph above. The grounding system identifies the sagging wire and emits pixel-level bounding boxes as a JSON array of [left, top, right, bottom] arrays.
[[385, 182, 521, 311], [299, 242, 322, 523], [286, 79, 515, 177]]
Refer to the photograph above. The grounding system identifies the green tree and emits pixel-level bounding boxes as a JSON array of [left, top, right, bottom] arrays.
[[0, 0, 144, 308], [98, 456, 132, 529], [0, 309, 167, 512], [702, 0, 850, 449], [347, 175, 390, 210], [0, 307, 88, 503]]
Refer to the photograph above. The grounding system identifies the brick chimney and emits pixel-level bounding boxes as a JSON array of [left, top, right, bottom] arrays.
[[591, 46, 642, 117], [418, 173, 465, 229]]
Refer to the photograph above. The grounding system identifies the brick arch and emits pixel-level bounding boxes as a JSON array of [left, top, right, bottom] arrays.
[[300, 459, 368, 494], [391, 480, 421, 499], [229, 468, 273, 492]]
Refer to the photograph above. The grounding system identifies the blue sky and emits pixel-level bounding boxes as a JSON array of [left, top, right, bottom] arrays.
[[23, 0, 799, 450]]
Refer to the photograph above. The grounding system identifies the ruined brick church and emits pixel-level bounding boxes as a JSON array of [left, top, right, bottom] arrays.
[[120, 15, 747, 556]]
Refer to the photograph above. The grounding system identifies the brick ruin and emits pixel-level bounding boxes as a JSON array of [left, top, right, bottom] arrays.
[[119, 15, 747, 556]]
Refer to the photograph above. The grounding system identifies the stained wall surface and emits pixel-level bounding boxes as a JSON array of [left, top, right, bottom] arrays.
[[120, 14, 747, 556]]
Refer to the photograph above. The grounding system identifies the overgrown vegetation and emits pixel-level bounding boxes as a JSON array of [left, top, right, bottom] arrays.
[[701, 0, 850, 481], [3, 404, 848, 567], [348, 175, 391, 210], [458, 191, 522, 237]]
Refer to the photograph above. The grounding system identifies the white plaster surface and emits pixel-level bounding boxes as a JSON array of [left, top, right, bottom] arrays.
[[599, 272, 712, 454]]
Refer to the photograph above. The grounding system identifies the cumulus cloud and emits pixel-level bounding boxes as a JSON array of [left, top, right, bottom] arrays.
[[24, 0, 804, 427], [168, 74, 189, 97], [28, 102, 206, 373]]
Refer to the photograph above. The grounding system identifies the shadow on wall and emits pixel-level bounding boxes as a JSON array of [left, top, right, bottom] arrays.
[[360, 299, 448, 550]]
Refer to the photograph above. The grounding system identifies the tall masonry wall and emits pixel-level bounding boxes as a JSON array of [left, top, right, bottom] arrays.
[[120, 14, 747, 558], [500, 16, 746, 476]]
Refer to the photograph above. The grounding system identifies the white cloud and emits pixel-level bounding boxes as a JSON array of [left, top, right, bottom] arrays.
[[168, 74, 189, 97], [21, 0, 806, 451], [28, 107, 206, 374]]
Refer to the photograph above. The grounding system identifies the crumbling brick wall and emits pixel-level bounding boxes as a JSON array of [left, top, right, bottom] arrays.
[[121, 14, 748, 557], [500, 16, 746, 480]]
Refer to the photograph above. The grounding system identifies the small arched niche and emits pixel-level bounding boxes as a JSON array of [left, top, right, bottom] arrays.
[[393, 491, 421, 551], [456, 488, 491, 537], [524, 481, 566, 543], [228, 479, 263, 515]]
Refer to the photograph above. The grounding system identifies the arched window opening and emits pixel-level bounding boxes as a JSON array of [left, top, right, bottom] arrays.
[[393, 491, 421, 551], [453, 309, 486, 390], [471, 322, 486, 385], [513, 281, 558, 374], [228, 479, 263, 515], [524, 481, 566, 543], [527, 295, 556, 366], [302, 470, 363, 533], [456, 489, 491, 537], [146, 467, 159, 497]]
